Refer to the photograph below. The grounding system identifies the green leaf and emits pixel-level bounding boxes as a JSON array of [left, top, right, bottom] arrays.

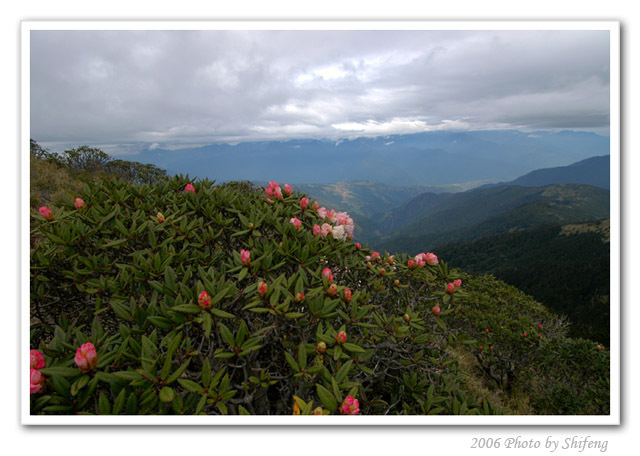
[[335, 360, 353, 384], [316, 384, 338, 412], [297, 343, 307, 371], [219, 322, 235, 346], [112, 370, 143, 381], [284, 352, 299, 372], [39, 367, 80, 377], [178, 378, 204, 394], [159, 386, 175, 403], [166, 359, 191, 384], [161, 332, 182, 380], [342, 343, 365, 353], [98, 392, 112, 414], [202, 358, 212, 387], [209, 308, 235, 319], [203, 312, 212, 338], [112, 388, 126, 415], [172, 304, 202, 314]]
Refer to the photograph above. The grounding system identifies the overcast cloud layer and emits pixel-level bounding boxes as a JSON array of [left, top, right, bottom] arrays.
[[30, 30, 610, 149]]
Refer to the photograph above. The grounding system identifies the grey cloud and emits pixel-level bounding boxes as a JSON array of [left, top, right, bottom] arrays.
[[30, 29, 611, 150]]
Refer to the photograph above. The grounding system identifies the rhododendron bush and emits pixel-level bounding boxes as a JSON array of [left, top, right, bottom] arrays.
[[29, 177, 609, 416]]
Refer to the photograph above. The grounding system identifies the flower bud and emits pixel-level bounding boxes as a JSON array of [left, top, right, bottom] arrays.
[[355, 242, 361, 250], [340, 395, 360, 415], [370, 251, 380, 261], [198, 290, 211, 309], [300, 197, 310, 210], [316, 341, 327, 353], [453, 279, 462, 288], [30, 350, 45, 370], [342, 288, 352, 304], [240, 249, 251, 267], [289, 217, 302, 230], [38, 206, 54, 221], [523, 333, 528, 337], [335, 331, 347, 345], [312, 407, 324, 415], [538, 324, 543, 329], [75, 342, 98, 373], [446, 283, 456, 294], [394, 279, 400, 287], [258, 281, 268, 298], [327, 283, 338, 297], [485, 328, 490, 334], [74, 198, 85, 210], [321, 268, 333, 284], [284, 184, 293, 195], [184, 183, 195, 193], [156, 212, 165, 223], [30, 368, 46, 395], [379, 269, 386, 276], [407, 259, 416, 270], [312, 201, 319, 211], [295, 292, 305, 303], [292, 402, 301, 415], [403, 314, 411, 323], [432, 306, 441, 316]]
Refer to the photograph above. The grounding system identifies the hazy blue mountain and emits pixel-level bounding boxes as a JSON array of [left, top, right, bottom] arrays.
[[371, 183, 610, 252], [478, 155, 610, 190], [117, 130, 609, 186]]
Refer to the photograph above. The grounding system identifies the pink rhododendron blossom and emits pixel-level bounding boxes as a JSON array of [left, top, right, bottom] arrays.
[[317, 207, 328, 219], [313, 225, 324, 237], [198, 290, 211, 309], [258, 281, 268, 298], [30, 368, 45, 395], [184, 184, 195, 193], [300, 197, 310, 210], [312, 201, 319, 211], [340, 395, 360, 415], [424, 252, 439, 265], [326, 209, 338, 223], [327, 283, 338, 297], [446, 283, 456, 294], [284, 184, 293, 195], [74, 198, 85, 209], [322, 268, 333, 283], [343, 288, 352, 304], [321, 223, 333, 237], [289, 217, 302, 230], [75, 342, 98, 373], [355, 242, 361, 250], [408, 259, 416, 270], [332, 225, 345, 240], [240, 249, 251, 267], [335, 331, 347, 345], [39, 206, 54, 221], [273, 186, 283, 199], [370, 251, 381, 261], [30, 350, 45, 370], [453, 279, 462, 288]]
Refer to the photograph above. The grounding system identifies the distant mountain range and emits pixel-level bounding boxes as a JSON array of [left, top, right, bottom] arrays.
[[118, 129, 609, 187], [372, 183, 610, 252], [478, 155, 610, 190]]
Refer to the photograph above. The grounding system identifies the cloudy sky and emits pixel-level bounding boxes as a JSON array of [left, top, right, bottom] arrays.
[[30, 29, 610, 151]]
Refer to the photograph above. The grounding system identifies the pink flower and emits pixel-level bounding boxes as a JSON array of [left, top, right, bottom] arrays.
[[184, 183, 195, 193], [321, 223, 333, 237], [30, 368, 46, 395], [335, 331, 347, 345], [332, 225, 346, 240], [258, 281, 268, 298], [317, 207, 328, 219], [300, 197, 310, 210], [432, 306, 441, 316], [446, 283, 456, 294], [326, 209, 338, 223], [370, 251, 381, 261], [340, 395, 360, 415], [74, 198, 85, 209], [453, 279, 462, 288], [311, 201, 319, 211], [284, 184, 293, 195], [240, 249, 251, 267], [343, 288, 352, 304], [266, 197, 274, 204], [327, 283, 338, 297], [265, 186, 273, 197], [355, 242, 361, 250], [38, 206, 54, 221], [313, 224, 324, 237], [198, 290, 211, 309], [322, 268, 333, 284], [75, 342, 98, 373], [30, 350, 45, 370], [408, 259, 416, 270], [424, 252, 439, 265], [273, 186, 283, 200], [289, 217, 302, 230]]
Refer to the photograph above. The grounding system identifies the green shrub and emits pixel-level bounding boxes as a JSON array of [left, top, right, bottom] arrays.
[[29, 176, 609, 415]]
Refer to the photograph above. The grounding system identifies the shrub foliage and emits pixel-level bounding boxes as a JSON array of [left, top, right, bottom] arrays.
[[29, 176, 609, 416]]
